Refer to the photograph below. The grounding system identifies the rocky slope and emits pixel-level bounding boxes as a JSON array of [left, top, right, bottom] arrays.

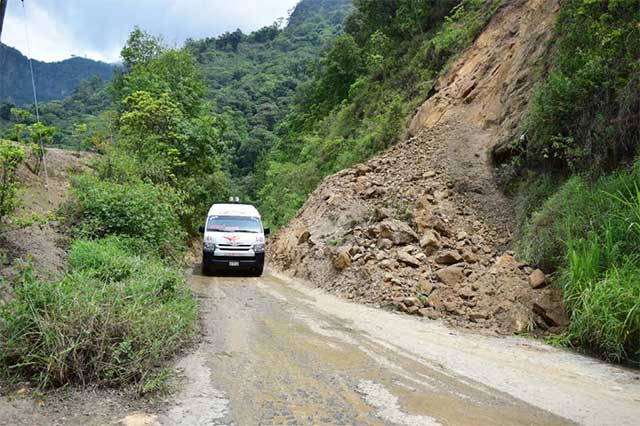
[[268, 0, 566, 335]]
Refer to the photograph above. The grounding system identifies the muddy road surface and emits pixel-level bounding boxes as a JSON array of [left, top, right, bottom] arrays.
[[2, 268, 638, 426], [124, 269, 639, 426]]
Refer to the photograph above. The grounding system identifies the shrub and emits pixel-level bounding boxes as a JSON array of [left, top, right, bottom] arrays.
[[523, 0, 640, 173], [0, 238, 196, 389], [0, 140, 26, 224], [71, 175, 185, 258]]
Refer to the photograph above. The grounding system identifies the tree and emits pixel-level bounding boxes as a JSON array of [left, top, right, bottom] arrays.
[[113, 47, 205, 116], [317, 34, 364, 104], [120, 27, 165, 70], [0, 101, 14, 121]]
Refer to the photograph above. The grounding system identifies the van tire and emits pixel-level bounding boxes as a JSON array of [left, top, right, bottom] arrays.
[[252, 264, 264, 277], [202, 263, 212, 276]]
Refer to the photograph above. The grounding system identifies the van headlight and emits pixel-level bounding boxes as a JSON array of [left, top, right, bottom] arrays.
[[253, 243, 265, 253], [204, 242, 216, 252]]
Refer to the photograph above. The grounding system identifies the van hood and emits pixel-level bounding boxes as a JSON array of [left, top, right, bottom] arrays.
[[204, 232, 264, 246]]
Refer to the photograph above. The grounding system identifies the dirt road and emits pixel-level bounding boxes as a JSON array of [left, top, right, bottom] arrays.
[[1, 267, 638, 426], [117, 268, 638, 426]]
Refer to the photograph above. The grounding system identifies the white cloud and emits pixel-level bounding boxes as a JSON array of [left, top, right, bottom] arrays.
[[1, 0, 299, 63]]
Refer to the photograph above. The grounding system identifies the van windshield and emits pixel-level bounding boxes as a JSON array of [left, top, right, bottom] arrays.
[[206, 216, 262, 233]]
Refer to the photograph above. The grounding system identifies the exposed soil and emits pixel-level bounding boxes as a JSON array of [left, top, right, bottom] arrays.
[[268, 0, 564, 335], [0, 147, 95, 284]]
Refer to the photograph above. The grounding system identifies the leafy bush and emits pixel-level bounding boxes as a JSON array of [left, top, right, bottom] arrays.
[[71, 175, 185, 257], [522, 0, 640, 173], [0, 140, 26, 224], [0, 238, 196, 389], [520, 161, 640, 363]]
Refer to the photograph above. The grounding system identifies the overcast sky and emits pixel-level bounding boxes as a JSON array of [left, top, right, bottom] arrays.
[[2, 0, 299, 63]]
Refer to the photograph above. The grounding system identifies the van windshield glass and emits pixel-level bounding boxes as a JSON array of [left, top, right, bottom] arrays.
[[206, 216, 262, 233]]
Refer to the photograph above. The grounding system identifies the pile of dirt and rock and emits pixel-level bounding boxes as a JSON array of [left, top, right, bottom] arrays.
[[0, 147, 94, 284], [268, 0, 566, 335]]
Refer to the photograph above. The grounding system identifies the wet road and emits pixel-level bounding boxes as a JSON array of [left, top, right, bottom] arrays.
[[128, 269, 640, 426]]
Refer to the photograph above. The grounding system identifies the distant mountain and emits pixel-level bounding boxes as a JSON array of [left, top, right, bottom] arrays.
[[0, 43, 115, 106]]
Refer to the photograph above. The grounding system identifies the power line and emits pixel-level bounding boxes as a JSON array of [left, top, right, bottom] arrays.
[[20, 0, 52, 205]]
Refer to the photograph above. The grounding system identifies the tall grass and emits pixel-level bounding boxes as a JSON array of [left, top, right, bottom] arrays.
[[521, 162, 640, 364], [0, 237, 196, 389]]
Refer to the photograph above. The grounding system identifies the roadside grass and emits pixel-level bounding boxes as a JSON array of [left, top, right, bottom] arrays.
[[519, 162, 640, 364], [0, 237, 196, 390]]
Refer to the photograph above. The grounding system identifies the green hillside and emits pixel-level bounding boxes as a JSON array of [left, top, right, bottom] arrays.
[[0, 43, 115, 105], [186, 0, 352, 196]]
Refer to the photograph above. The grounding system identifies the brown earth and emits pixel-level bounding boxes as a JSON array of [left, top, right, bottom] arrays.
[[268, 0, 566, 335], [0, 147, 95, 285]]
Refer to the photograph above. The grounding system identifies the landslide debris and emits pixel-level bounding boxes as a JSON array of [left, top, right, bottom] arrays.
[[268, 0, 566, 334]]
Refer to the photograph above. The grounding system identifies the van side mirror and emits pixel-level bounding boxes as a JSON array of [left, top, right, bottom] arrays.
[[199, 225, 205, 234], [264, 227, 271, 236]]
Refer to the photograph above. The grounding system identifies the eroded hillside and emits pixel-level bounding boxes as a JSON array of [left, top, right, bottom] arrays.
[[268, 0, 565, 334], [0, 148, 94, 283]]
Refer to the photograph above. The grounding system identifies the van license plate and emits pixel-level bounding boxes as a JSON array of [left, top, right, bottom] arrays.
[[229, 261, 240, 267]]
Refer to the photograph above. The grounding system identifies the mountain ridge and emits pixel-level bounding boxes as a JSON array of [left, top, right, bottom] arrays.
[[0, 42, 115, 106]]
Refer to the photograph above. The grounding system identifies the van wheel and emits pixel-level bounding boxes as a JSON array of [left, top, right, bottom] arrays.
[[252, 265, 264, 277], [202, 263, 212, 276]]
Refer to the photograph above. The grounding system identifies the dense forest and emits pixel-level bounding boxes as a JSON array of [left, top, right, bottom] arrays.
[[0, 42, 114, 105], [185, 0, 352, 196], [0, 0, 639, 389]]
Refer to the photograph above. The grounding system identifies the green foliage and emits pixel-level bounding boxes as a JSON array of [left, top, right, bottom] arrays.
[[0, 238, 196, 389], [519, 162, 640, 363], [113, 36, 205, 117], [120, 27, 165, 70], [0, 77, 115, 150], [260, 0, 502, 228], [108, 30, 228, 232], [0, 140, 26, 224], [0, 43, 114, 107], [519, 0, 640, 173], [184, 0, 352, 201], [71, 175, 185, 258]]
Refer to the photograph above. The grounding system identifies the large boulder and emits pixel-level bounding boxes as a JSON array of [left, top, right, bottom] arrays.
[[375, 219, 419, 245], [435, 250, 462, 265], [333, 247, 352, 270], [419, 230, 441, 252], [397, 251, 421, 267], [435, 265, 465, 286]]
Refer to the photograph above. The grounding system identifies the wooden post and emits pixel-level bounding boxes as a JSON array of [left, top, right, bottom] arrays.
[[0, 0, 8, 42]]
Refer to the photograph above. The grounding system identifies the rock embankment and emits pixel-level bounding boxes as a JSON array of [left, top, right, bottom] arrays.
[[269, 119, 566, 334], [268, 0, 565, 335]]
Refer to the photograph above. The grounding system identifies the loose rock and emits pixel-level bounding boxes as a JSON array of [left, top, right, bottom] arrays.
[[528, 269, 547, 289]]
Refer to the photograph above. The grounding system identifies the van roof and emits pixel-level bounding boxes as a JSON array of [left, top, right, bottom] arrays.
[[207, 203, 261, 218]]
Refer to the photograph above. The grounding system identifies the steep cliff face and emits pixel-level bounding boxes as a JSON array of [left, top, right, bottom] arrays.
[[268, 0, 565, 334]]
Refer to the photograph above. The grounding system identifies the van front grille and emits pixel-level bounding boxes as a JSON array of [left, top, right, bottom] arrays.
[[218, 244, 252, 251]]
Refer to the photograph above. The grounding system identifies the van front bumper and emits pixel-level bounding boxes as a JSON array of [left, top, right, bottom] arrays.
[[203, 252, 265, 269]]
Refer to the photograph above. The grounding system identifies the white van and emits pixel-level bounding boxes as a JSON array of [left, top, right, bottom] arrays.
[[199, 203, 270, 276]]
